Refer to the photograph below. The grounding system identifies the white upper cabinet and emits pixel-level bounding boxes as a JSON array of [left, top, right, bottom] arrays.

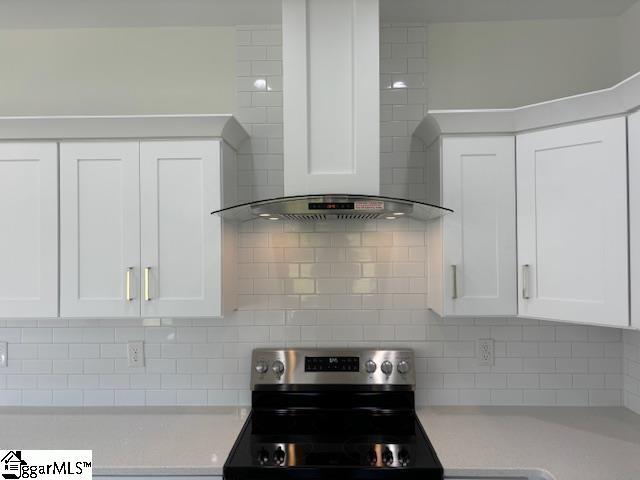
[[443, 136, 517, 316], [283, 0, 380, 195], [516, 118, 629, 327], [630, 111, 640, 329], [0, 116, 245, 319], [60, 142, 141, 317], [0, 143, 58, 318], [427, 136, 517, 317], [140, 140, 227, 317], [60, 138, 235, 319]]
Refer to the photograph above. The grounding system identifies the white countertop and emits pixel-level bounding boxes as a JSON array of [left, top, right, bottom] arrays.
[[0, 406, 638, 480], [418, 407, 640, 480], [0, 406, 249, 476]]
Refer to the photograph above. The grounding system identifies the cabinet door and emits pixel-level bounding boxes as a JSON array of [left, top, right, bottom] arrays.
[[140, 140, 222, 317], [442, 136, 517, 316], [630, 111, 640, 329], [0, 143, 58, 317], [60, 142, 141, 317], [517, 118, 628, 326]]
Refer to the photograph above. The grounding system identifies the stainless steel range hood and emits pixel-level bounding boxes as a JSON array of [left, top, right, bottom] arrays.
[[212, 1, 452, 224], [211, 194, 452, 222]]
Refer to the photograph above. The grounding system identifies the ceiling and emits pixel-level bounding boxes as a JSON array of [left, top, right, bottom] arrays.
[[0, 0, 636, 29]]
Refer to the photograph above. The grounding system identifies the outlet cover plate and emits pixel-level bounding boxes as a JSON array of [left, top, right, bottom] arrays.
[[477, 338, 494, 366], [127, 341, 145, 368]]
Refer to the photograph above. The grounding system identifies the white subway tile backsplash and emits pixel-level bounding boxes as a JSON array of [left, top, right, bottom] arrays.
[[22, 390, 53, 406], [8, 344, 37, 359], [380, 58, 408, 74], [557, 389, 589, 406], [540, 374, 572, 389], [84, 389, 115, 406], [145, 390, 177, 406], [36, 344, 67, 359], [53, 359, 83, 374], [251, 29, 281, 46], [22, 328, 52, 343], [624, 330, 640, 414], [8, 375, 37, 389], [53, 389, 83, 406], [22, 360, 52, 374]]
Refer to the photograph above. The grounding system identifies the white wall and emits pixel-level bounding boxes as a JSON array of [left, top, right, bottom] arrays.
[[620, 1, 640, 78], [427, 17, 623, 109], [0, 27, 235, 116]]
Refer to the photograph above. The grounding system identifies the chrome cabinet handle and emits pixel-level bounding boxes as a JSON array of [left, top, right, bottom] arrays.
[[451, 264, 458, 299], [522, 264, 531, 299], [144, 267, 151, 301], [125, 267, 134, 301]]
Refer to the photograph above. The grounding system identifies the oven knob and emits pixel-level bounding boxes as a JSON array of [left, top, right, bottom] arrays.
[[381, 360, 393, 376], [272, 360, 285, 377], [255, 360, 269, 374], [366, 449, 377, 466], [257, 448, 270, 465], [382, 447, 394, 466], [365, 360, 377, 374], [397, 360, 411, 375], [273, 446, 285, 465], [398, 449, 410, 467]]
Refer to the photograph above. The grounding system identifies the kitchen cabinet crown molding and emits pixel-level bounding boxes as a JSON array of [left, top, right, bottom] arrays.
[[415, 70, 640, 144], [0, 114, 249, 150]]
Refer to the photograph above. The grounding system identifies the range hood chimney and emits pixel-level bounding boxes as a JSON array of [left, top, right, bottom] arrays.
[[212, 0, 452, 222], [282, 0, 380, 196]]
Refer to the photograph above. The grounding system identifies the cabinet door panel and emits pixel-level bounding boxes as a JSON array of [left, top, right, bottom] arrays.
[[0, 143, 58, 317], [60, 142, 140, 317], [442, 136, 517, 316], [517, 118, 628, 326], [630, 111, 640, 329], [140, 140, 222, 317]]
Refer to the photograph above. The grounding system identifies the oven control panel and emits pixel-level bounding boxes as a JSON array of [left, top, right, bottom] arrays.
[[251, 349, 415, 388], [305, 356, 359, 372]]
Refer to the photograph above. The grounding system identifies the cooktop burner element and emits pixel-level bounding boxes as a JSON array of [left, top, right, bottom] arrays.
[[223, 349, 443, 480]]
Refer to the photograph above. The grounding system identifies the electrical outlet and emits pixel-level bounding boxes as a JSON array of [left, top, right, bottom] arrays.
[[0, 342, 7, 367], [477, 338, 494, 366], [127, 341, 145, 368]]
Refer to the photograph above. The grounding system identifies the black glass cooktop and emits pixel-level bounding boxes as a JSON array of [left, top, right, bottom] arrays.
[[224, 391, 443, 480]]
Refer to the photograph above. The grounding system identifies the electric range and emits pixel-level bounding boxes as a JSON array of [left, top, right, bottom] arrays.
[[223, 348, 443, 480]]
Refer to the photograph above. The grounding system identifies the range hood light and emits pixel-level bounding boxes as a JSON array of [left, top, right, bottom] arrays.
[[393, 212, 404, 216], [258, 213, 271, 217], [268, 217, 280, 221], [385, 216, 397, 220]]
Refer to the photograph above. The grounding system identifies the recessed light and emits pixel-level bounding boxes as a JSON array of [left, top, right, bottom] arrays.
[[393, 212, 405, 216], [269, 217, 280, 221], [385, 216, 397, 220], [259, 213, 271, 217]]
